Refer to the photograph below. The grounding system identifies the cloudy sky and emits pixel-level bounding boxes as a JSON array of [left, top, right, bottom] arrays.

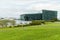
[[0, 0, 60, 19]]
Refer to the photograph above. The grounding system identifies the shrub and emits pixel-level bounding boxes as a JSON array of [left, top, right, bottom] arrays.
[[41, 20, 45, 24], [51, 18, 58, 21], [9, 26, 13, 28], [50, 20, 55, 22], [22, 24, 31, 27], [13, 20, 46, 27], [30, 20, 42, 25], [48, 20, 55, 22], [12, 25, 22, 27]]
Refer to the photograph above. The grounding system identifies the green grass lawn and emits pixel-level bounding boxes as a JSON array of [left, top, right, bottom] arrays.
[[0, 22, 60, 40]]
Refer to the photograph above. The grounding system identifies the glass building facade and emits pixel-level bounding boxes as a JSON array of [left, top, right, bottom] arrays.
[[42, 10, 57, 20], [20, 10, 57, 21], [20, 13, 42, 21]]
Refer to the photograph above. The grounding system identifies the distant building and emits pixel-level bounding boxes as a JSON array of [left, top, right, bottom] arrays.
[[42, 10, 57, 20], [20, 13, 42, 21], [20, 10, 57, 21]]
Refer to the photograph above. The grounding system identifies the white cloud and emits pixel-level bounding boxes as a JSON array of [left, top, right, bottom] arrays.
[[0, 0, 60, 19]]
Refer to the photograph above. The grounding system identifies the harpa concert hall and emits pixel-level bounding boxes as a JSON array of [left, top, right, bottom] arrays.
[[20, 10, 57, 21]]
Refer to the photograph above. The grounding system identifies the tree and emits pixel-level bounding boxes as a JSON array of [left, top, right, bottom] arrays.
[[0, 19, 16, 28], [9, 20, 16, 26]]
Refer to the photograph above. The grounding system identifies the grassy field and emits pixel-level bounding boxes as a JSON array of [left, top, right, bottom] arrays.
[[0, 22, 60, 40]]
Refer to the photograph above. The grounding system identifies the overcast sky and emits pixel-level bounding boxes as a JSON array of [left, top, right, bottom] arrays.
[[0, 0, 60, 19]]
